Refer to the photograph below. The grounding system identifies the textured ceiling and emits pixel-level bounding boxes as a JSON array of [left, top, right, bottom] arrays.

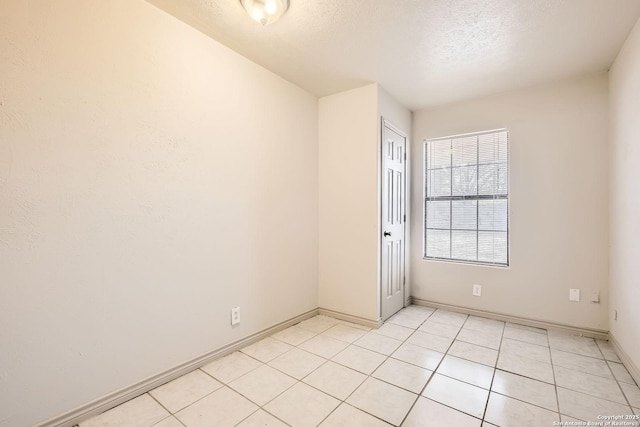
[[145, 0, 640, 110]]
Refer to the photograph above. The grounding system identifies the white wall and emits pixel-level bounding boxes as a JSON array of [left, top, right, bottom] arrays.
[[318, 84, 379, 320], [0, 1, 318, 426], [609, 17, 640, 374], [410, 73, 610, 331]]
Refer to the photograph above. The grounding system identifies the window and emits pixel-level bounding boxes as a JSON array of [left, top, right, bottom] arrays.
[[424, 129, 509, 266]]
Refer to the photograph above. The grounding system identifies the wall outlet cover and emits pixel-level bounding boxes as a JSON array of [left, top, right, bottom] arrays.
[[231, 307, 241, 326], [569, 289, 580, 302], [472, 284, 482, 297]]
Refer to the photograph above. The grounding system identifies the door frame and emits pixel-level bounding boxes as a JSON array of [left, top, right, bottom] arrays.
[[379, 117, 409, 320]]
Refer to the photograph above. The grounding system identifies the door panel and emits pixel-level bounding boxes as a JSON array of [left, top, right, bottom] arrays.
[[381, 121, 407, 321]]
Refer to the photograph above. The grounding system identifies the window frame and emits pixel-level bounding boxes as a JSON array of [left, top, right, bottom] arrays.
[[422, 128, 510, 267]]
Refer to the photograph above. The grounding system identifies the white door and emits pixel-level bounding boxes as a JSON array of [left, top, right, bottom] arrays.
[[381, 120, 407, 321]]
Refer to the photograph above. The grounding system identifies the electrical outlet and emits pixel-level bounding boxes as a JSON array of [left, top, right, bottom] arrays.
[[472, 284, 482, 297], [569, 289, 580, 302], [231, 307, 240, 326], [590, 291, 600, 303]]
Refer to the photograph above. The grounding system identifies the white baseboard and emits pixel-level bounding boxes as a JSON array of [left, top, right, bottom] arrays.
[[609, 333, 640, 387], [411, 297, 609, 340], [318, 307, 382, 329], [31, 301, 629, 427], [34, 309, 319, 427]]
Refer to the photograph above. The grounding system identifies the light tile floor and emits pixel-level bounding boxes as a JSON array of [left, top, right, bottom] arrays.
[[80, 306, 640, 427]]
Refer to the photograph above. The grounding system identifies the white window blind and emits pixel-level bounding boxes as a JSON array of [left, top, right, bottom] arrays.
[[424, 129, 509, 266]]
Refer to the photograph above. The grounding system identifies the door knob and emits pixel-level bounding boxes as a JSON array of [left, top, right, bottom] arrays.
[[384, 231, 392, 237]]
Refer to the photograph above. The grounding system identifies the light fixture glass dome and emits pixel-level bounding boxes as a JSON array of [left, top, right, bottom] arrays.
[[240, 0, 289, 25]]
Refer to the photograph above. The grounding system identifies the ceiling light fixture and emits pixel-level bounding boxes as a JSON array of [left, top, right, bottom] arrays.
[[240, 0, 289, 26]]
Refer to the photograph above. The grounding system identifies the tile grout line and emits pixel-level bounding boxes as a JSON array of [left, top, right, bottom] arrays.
[[149, 370, 231, 424], [356, 307, 437, 426], [495, 326, 577, 418], [549, 335, 585, 423], [195, 329, 324, 426], [402, 314, 536, 425], [97, 308, 636, 427], [487, 328, 574, 415], [145, 392, 189, 427], [429, 317, 567, 422], [195, 311, 481, 426], [252, 324, 337, 424], [552, 343, 636, 408], [547, 328, 564, 423], [480, 319, 505, 423], [143, 326, 328, 427], [394, 308, 440, 426], [397, 309, 480, 426], [270, 313, 622, 424], [233, 319, 339, 426], [245, 317, 392, 426], [258, 326, 374, 426], [598, 338, 636, 414], [287, 311, 431, 426], [320, 307, 440, 426], [552, 334, 638, 422]]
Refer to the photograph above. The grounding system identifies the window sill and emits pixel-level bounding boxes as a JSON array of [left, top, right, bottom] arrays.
[[422, 257, 510, 269]]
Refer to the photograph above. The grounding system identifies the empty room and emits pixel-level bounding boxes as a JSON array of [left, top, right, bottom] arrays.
[[1, 0, 640, 426]]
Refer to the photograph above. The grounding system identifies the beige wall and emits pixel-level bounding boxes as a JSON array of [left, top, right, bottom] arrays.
[[609, 18, 640, 373], [0, 1, 318, 426], [0, 1, 628, 424], [318, 84, 411, 321], [410, 73, 610, 331], [318, 84, 379, 320]]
